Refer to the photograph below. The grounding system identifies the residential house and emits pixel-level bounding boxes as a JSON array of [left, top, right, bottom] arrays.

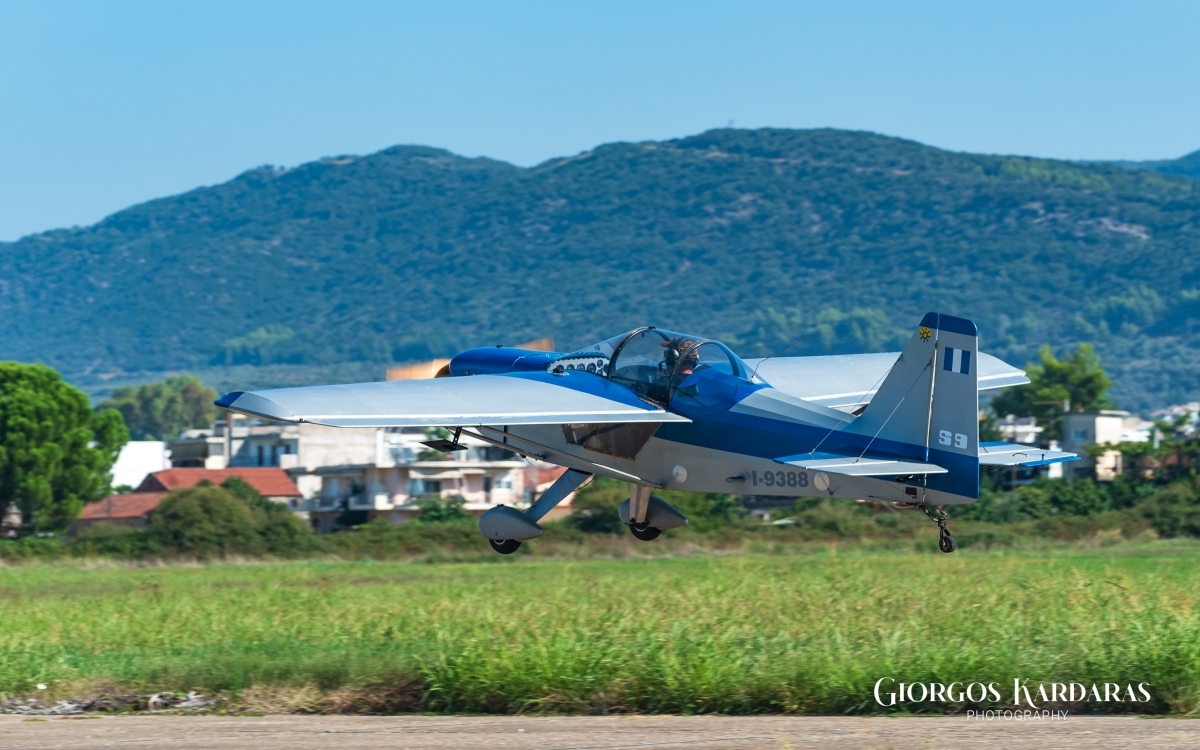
[[70, 467, 302, 534], [991, 414, 1062, 484], [170, 418, 376, 498], [1061, 410, 1154, 480], [71, 492, 167, 531], [305, 429, 568, 533], [994, 414, 1043, 446], [137, 467, 302, 504]]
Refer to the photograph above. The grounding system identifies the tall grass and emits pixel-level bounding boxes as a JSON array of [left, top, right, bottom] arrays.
[[2, 545, 1198, 714]]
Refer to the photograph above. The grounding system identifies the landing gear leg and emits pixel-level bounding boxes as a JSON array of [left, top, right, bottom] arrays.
[[921, 505, 957, 554]]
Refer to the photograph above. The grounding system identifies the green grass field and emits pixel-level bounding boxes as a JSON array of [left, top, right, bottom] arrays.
[[3, 543, 1199, 715]]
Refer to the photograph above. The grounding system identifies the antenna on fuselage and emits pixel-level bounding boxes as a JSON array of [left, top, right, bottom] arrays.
[[750, 333, 812, 382]]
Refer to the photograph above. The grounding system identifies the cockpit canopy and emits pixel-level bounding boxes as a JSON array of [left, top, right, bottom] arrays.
[[549, 327, 752, 404]]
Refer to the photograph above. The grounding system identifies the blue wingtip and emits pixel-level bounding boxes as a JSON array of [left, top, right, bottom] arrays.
[[214, 391, 243, 409]]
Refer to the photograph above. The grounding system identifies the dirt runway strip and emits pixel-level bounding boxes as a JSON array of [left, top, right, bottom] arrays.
[[3, 714, 1197, 749]]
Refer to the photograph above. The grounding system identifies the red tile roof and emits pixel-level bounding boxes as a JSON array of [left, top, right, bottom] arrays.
[[136, 468, 301, 497], [79, 493, 167, 521]]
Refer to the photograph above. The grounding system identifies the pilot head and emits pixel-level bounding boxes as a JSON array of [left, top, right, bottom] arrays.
[[663, 337, 699, 372]]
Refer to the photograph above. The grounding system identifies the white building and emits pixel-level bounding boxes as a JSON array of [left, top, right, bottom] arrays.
[[170, 420, 568, 532], [994, 414, 1043, 446], [305, 430, 535, 533], [1061, 410, 1154, 481], [109, 441, 170, 490], [1151, 402, 1199, 438]]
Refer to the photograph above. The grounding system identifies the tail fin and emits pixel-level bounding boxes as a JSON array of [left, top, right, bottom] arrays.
[[845, 313, 980, 499]]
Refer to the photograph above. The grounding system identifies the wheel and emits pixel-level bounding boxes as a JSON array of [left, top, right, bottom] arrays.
[[489, 539, 522, 555], [628, 522, 662, 541], [939, 532, 957, 554]]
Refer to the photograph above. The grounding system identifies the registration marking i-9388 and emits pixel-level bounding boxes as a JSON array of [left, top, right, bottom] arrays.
[[750, 470, 809, 488]]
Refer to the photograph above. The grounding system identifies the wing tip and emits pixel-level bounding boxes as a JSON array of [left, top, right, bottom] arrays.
[[215, 391, 299, 423], [214, 391, 242, 409]]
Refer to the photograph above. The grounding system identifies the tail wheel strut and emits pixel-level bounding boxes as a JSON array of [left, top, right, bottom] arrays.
[[921, 505, 957, 554]]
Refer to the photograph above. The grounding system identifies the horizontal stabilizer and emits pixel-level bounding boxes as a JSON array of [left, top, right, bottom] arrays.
[[776, 453, 948, 477], [979, 442, 1079, 467], [216, 372, 690, 428], [744, 350, 1028, 410]]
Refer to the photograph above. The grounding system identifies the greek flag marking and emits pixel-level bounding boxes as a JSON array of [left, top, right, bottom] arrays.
[[943, 347, 971, 375]]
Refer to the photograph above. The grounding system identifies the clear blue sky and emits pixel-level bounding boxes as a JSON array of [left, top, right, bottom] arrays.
[[2, 1, 1198, 241]]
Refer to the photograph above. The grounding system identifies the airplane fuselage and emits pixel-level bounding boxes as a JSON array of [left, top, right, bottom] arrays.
[[450, 351, 975, 507]]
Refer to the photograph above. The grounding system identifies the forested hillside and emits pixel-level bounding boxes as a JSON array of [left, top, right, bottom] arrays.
[[2, 128, 1198, 411], [1111, 148, 1200, 179]]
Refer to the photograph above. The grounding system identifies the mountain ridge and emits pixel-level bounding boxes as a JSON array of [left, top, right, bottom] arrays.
[[1104, 148, 1200, 180], [2, 128, 1198, 412]]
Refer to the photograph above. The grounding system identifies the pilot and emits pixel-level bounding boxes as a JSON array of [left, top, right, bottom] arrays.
[[663, 337, 700, 376]]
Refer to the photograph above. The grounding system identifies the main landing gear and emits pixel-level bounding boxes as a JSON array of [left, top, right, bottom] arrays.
[[628, 522, 662, 541], [488, 539, 522, 555], [921, 505, 957, 553], [619, 488, 688, 542]]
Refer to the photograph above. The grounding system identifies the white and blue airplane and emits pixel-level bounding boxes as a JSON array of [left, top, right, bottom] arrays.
[[216, 313, 1077, 554]]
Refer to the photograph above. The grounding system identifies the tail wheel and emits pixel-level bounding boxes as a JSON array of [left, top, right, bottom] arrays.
[[628, 522, 662, 541], [488, 539, 522, 555], [922, 505, 957, 554]]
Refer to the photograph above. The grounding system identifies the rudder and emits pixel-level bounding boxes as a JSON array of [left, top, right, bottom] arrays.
[[846, 312, 980, 499]]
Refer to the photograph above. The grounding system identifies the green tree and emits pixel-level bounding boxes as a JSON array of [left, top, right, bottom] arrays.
[[98, 375, 218, 440], [989, 344, 1114, 440], [0, 362, 129, 531]]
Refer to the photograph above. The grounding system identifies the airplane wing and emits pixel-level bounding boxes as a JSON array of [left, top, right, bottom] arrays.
[[979, 442, 1078, 467], [775, 453, 947, 476], [745, 351, 1028, 410], [215, 372, 690, 428]]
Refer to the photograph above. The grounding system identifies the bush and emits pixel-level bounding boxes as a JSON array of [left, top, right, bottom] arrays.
[[568, 478, 628, 534], [150, 483, 262, 556], [414, 495, 471, 524], [221, 477, 319, 556], [1137, 477, 1200, 538], [327, 517, 482, 558], [568, 477, 742, 534], [953, 490, 1031, 523], [994, 477, 1152, 520], [656, 489, 741, 533], [0, 535, 66, 562], [791, 500, 875, 536], [148, 478, 320, 557], [70, 523, 163, 558]]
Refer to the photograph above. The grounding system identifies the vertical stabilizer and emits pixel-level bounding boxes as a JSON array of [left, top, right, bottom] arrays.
[[846, 313, 980, 499]]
